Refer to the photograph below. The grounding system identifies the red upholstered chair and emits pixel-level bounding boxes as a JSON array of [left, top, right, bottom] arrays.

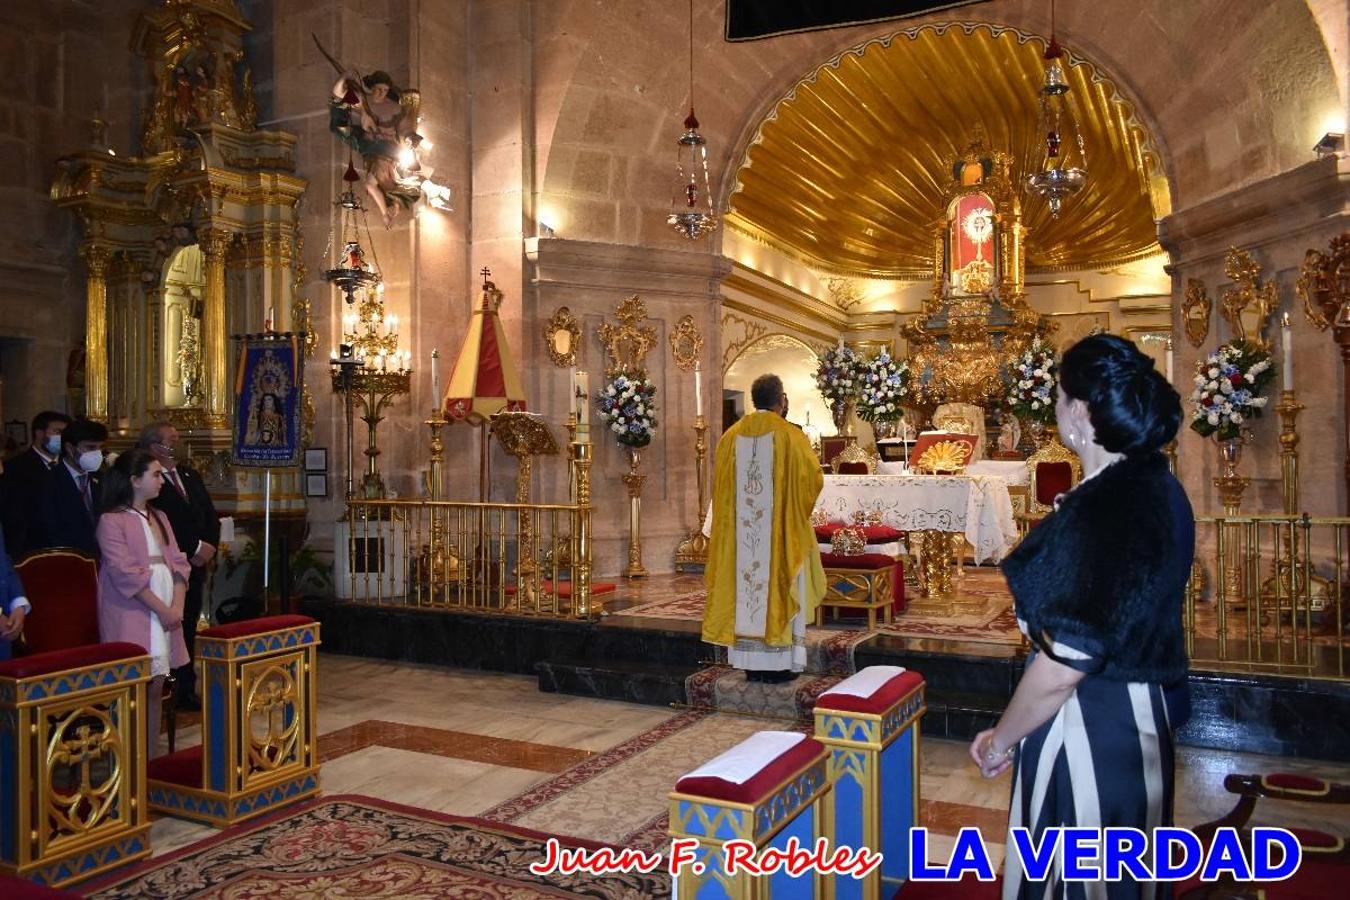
[[15, 548, 180, 753], [820, 436, 851, 471], [1017, 437, 1082, 533], [14, 549, 100, 653], [1179, 773, 1350, 899]]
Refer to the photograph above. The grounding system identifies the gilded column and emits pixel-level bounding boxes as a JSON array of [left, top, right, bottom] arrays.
[[201, 228, 230, 428], [81, 243, 110, 421]]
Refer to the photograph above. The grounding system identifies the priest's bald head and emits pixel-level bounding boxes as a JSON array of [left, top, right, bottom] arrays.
[[751, 374, 786, 415]]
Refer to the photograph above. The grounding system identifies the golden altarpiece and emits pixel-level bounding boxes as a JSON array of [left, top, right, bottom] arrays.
[[49, 0, 309, 516], [904, 130, 1044, 412]]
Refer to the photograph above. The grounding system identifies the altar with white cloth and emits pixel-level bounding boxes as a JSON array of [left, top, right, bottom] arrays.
[[815, 473, 1019, 599]]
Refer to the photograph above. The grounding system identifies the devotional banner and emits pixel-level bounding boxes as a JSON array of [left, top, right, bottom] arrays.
[[232, 335, 304, 468]]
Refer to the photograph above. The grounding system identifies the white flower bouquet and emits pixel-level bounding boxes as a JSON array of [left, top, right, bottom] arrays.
[[1189, 340, 1273, 441], [857, 351, 910, 424], [596, 373, 658, 448], [1007, 336, 1058, 424]]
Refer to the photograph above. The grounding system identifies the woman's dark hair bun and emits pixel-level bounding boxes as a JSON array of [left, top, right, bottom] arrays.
[[1058, 333, 1180, 456]]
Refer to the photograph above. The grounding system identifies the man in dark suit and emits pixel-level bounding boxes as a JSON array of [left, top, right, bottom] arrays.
[[2, 410, 71, 557], [141, 422, 220, 710], [38, 418, 108, 557]]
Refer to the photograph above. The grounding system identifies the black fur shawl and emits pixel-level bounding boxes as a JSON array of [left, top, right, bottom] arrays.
[[1001, 452, 1194, 684]]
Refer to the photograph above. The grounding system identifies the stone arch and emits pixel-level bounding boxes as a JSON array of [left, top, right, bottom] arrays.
[[535, 0, 1340, 242]]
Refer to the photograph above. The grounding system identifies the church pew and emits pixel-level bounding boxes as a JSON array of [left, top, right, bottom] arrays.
[[815, 666, 927, 899], [0, 643, 152, 888], [146, 615, 320, 826]]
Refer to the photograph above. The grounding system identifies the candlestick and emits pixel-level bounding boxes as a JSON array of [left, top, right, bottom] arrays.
[[1281, 311, 1293, 390], [694, 361, 703, 417]]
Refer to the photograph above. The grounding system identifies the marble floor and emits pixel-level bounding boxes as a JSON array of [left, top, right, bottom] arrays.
[[149, 654, 1350, 868]]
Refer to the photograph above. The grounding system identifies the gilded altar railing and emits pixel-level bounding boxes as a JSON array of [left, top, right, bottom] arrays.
[[339, 498, 596, 619], [1185, 515, 1349, 680]]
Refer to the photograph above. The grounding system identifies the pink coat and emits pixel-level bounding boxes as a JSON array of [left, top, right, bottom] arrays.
[[96, 508, 190, 670]]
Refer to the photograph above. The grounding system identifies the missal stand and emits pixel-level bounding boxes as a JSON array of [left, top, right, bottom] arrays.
[[491, 411, 560, 604], [146, 616, 320, 826]]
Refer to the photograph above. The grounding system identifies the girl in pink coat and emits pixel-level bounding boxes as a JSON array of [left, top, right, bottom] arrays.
[[96, 448, 189, 758]]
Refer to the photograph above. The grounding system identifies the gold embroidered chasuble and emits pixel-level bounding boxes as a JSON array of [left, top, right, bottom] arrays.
[[703, 411, 825, 650]]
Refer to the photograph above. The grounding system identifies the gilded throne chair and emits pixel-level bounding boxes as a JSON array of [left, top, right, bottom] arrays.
[[1017, 436, 1082, 532]]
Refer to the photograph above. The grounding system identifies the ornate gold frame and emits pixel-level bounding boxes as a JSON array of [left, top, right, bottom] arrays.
[[1297, 233, 1350, 331], [598, 295, 657, 377], [543, 306, 581, 367], [1219, 248, 1277, 350], [1183, 278, 1211, 347], [668, 315, 704, 372]]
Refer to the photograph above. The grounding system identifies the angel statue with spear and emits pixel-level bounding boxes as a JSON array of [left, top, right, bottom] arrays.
[[317, 36, 426, 227]]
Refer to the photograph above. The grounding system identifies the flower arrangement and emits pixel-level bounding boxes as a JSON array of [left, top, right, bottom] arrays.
[[596, 373, 658, 448], [815, 343, 864, 405], [1189, 339, 1273, 441], [1007, 336, 1058, 424], [857, 351, 910, 423]]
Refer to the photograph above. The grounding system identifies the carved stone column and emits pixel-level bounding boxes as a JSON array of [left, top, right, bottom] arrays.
[[201, 228, 230, 428], [80, 244, 109, 420]]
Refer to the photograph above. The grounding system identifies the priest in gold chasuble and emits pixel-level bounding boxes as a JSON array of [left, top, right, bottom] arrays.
[[704, 374, 825, 683]]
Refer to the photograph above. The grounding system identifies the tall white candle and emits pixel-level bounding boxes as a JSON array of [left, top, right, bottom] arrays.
[[431, 348, 440, 403], [266, 305, 275, 332], [575, 370, 590, 443], [694, 362, 703, 418], [1281, 312, 1294, 390], [1165, 342, 1174, 384]]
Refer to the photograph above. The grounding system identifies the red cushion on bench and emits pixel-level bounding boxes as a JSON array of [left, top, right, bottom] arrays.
[[0, 642, 147, 680], [675, 736, 826, 805], [814, 523, 904, 544], [503, 581, 617, 598], [816, 669, 926, 714], [147, 744, 203, 788], [819, 553, 896, 570], [1264, 773, 1328, 793], [197, 614, 316, 641]]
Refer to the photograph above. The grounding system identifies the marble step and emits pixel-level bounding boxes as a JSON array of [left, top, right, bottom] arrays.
[[536, 656, 702, 707]]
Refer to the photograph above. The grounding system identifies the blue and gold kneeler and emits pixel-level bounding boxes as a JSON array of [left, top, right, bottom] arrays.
[[0, 643, 151, 888], [146, 615, 321, 826], [669, 732, 832, 899], [814, 667, 927, 900]]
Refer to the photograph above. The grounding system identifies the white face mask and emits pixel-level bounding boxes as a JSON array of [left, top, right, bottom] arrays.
[[77, 449, 104, 473], [44, 434, 62, 455]]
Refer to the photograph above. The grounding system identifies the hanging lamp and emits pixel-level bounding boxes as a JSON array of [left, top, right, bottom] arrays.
[[666, 0, 716, 239], [1024, 0, 1087, 216]]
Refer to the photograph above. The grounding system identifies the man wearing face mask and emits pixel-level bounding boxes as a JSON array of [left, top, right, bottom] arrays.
[[37, 418, 109, 557], [140, 421, 220, 711], [2, 411, 71, 556]]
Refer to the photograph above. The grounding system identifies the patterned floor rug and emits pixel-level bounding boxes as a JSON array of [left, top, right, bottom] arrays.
[[83, 796, 667, 899], [617, 570, 1022, 647], [479, 709, 806, 856]]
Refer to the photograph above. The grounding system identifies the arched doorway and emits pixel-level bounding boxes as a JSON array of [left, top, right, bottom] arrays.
[[723, 333, 828, 437]]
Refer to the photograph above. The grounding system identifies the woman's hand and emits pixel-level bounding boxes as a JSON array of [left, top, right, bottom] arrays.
[[969, 729, 1014, 779], [159, 604, 183, 629]]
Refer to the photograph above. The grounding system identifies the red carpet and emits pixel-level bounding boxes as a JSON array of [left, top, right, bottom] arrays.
[[81, 795, 667, 898]]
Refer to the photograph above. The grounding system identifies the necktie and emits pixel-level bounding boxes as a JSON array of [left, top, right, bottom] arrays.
[[79, 474, 92, 512], [169, 469, 187, 499]]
